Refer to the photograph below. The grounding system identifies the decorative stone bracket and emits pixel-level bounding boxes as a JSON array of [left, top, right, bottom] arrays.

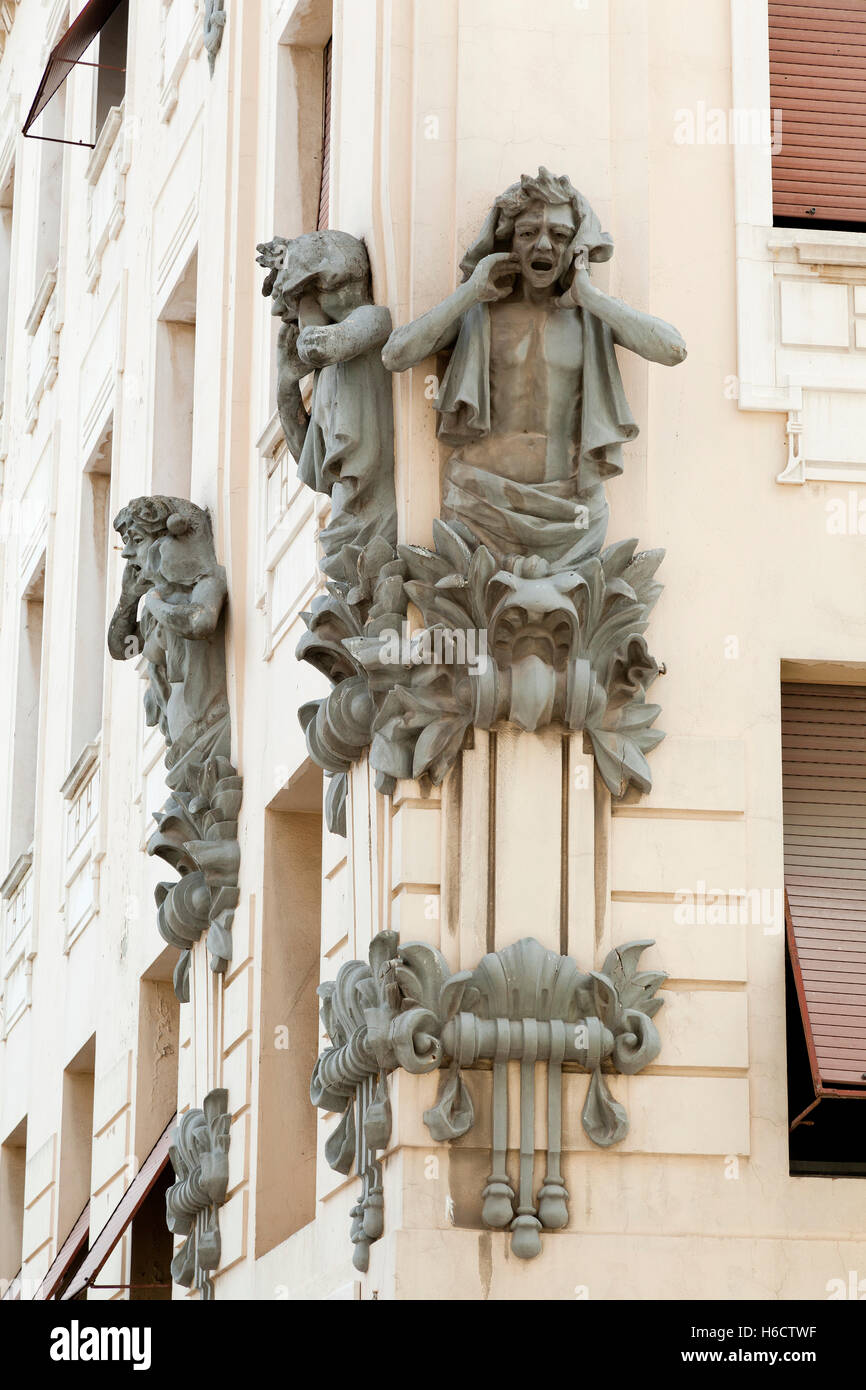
[[166, 1089, 231, 1299], [311, 931, 665, 1265], [299, 524, 665, 836]]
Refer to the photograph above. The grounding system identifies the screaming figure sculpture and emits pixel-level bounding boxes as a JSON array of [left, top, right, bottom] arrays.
[[383, 167, 686, 565]]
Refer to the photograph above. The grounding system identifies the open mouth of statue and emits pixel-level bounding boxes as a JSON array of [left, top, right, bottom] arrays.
[[530, 258, 554, 273]]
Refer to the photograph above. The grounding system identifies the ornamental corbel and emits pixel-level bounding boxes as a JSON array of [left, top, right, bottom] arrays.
[[166, 1089, 231, 1299], [312, 931, 665, 1265]]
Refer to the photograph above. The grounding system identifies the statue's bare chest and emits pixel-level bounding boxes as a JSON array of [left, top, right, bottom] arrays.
[[487, 302, 583, 449], [489, 302, 583, 379]]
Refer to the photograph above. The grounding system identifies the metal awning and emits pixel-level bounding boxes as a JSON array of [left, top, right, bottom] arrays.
[[22, 0, 126, 147], [33, 1201, 90, 1300], [60, 1114, 175, 1300]]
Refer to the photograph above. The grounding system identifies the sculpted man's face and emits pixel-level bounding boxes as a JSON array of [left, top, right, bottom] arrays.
[[512, 201, 576, 290], [120, 524, 156, 585]]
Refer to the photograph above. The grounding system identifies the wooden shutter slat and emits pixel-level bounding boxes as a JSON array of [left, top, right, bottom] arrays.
[[770, 1, 866, 18], [772, 57, 866, 79], [783, 682, 866, 1094], [770, 0, 866, 223]]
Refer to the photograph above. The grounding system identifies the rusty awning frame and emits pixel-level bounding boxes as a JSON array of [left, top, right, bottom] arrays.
[[59, 1114, 175, 1301], [32, 1201, 90, 1300], [786, 892, 866, 1130], [22, 0, 127, 150]]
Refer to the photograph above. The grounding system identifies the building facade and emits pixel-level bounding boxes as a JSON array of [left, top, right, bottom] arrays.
[[0, 0, 865, 1303]]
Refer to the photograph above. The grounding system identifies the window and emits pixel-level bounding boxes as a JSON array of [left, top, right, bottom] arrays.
[[317, 36, 332, 230], [94, 0, 128, 140], [58, 1038, 95, 1250], [769, 0, 866, 229], [0, 1119, 26, 1294], [127, 1162, 173, 1300], [135, 975, 179, 1164], [255, 762, 322, 1256], [273, 1, 333, 236], [70, 430, 112, 759], [129, 974, 179, 1300], [152, 251, 196, 498], [782, 680, 866, 1174], [0, 161, 13, 407], [60, 1117, 174, 1300], [9, 565, 45, 866]]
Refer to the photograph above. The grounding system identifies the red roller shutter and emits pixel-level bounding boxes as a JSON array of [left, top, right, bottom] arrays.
[[317, 38, 332, 231], [769, 0, 866, 224], [782, 682, 866, 1094]]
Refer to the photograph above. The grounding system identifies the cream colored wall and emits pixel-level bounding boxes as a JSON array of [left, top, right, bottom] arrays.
[[0, 0, 863, 1304]]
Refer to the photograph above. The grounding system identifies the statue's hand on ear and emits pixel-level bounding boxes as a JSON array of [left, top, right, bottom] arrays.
[[557, 244, 591, 309], [469, 252, 519, 303]]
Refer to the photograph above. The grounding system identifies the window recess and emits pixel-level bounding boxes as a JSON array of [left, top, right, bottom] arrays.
[[782, 681, 866, 1174], [317, 36, 332, 230], [769, 0, 866, 230], [22, 0, 128, 150]]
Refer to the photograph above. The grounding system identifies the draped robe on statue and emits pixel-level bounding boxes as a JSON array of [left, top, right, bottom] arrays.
[[435, 301, 638, 566]]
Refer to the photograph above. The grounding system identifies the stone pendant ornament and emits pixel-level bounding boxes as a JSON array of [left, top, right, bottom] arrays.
[[203, 0, 226, 75], [312, 931, 665, 1264], [166, 1089, 231, 1299], [310, 931, 447, 1270], [107, 497, 243, 1001]]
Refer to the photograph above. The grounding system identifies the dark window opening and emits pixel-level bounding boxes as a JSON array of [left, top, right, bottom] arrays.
[[94, 0, 128, 139], [787, 946, 866, 1176], [128, 1161, 173, 1300], [317, 37, 332, 231], [782, 680, 866, 1175]]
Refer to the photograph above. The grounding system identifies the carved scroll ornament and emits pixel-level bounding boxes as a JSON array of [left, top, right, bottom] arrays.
[[204, 0, 226, 75], [107, 497, 242, 1001], [312, 931, 665, 1264], [166, 1089, 231, 1298]]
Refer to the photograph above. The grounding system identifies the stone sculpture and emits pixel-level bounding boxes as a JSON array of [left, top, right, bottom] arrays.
[[312, 930, 665, 1263], [166, 1089, 231, 1298], [383, 166, 686, 564], [107, 497, 242, 1001], [203, 0, 226, 75], [258, 171, 684, 832], [256, 231, 397, 581]]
